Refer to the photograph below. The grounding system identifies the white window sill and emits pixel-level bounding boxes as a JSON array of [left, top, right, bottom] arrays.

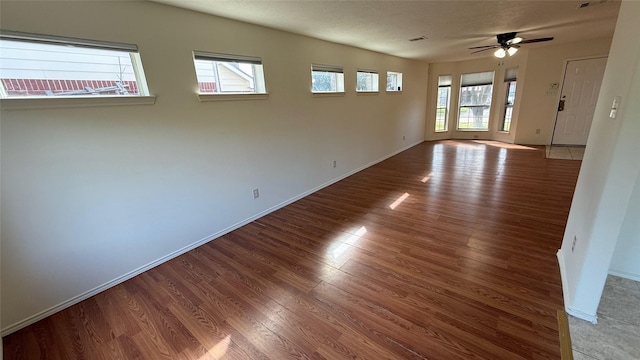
[[385, 90, 403, 94], [312, 92, 346, 97], [356, 91, 380, 96], [0, 95, 156, 110], [434, 130, 448, 133], [197, 93, 269, 102], [456, 129, 490, 132]]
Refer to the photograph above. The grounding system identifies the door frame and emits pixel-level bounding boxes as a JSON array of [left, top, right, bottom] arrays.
[[549, 55, 609, 145]]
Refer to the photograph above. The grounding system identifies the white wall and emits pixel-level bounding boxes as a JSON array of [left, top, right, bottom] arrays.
[[0, 1, 428, 334], [609, 173, 640, 280], [557, 0, 640, 322]]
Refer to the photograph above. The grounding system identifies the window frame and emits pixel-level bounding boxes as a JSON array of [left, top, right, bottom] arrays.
[[311, 64, 345, 94], [356, 69, 379, 93], [193, 50, 268, 101], [501, 81, 517, 132], [435, 75, 452, 132], [0, 30, 152, 101], [386, 71, 403, 92], [500, 68, 518, 133], [457, 71, 495, 131]]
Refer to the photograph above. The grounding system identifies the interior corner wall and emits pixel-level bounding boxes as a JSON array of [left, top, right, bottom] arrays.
[[609, 173, 640, 281], [514, 38, 613, 145], [557, 0, 640, 321], [0, 1, 428, 334]]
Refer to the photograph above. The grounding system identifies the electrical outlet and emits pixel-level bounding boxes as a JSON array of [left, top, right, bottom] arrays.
[[253, 188, 260, 199], [403, 135, 406, 141], [536, 128, 541, 134], [572, 236, 577, 252], [333, 160, 337, 168]]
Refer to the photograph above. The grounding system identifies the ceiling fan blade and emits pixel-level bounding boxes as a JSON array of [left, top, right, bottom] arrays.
[[518, 37, 554, 44], [468, 44, 500, 50], [470, 48, 495, 54]]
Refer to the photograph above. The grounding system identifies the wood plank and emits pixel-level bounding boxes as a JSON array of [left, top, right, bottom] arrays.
[[2, 140, 581, 359]]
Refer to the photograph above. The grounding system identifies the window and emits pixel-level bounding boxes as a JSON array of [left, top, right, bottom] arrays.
[[435, 75, 451, 132], [356, 70, 379, 92], [386, 71, 403, 91], [311, 64, 344, 93], [193, 51, 266, 94], [501, 68, 518, 132], [458, 71, 494, 130], [0, 30, 149, 98]]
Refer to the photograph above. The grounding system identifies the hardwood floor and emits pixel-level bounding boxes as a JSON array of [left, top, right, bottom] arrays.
[[3, 140, 582, 359]]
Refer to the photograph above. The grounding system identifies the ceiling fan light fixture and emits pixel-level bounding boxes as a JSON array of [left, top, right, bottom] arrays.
[[510, 37, 523, 45], [507, 47, 518, 56], [494, 48, 506, 58]]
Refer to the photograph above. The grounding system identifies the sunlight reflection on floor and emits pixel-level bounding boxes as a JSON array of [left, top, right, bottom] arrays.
[[472, 140, 537, 150], [389, 192, 410, 210], [328, 226, 367, 259], [203, 334, 231, 359]]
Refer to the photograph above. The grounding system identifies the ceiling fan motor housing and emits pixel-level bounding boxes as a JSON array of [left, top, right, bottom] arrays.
[[497, 32, 518, 46]]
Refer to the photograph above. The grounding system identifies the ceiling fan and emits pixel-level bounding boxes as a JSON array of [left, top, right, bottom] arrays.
[[469, 32, 554, 58]]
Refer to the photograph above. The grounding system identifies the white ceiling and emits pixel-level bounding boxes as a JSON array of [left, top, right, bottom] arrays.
[[149, 0, 621, 62]]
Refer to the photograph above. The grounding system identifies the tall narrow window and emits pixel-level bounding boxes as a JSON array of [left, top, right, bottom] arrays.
[[311, 64, 344, 93], [193, 51, 266, 94], [386, 71, 403, 91], [501, 68, 518, 132], [356, 70, 379, 92], [435, 75, 451, 132], [0, 30, 149, 98], [458, 71, 494, 130]]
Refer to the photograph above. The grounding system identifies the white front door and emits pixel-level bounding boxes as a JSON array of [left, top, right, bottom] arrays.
[[552, 57, 607, 145]]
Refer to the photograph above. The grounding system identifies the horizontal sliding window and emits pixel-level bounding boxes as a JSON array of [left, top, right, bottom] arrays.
[[386, 71, 403, 91], [193, 51, 266, 94], [0, 30, 149, 98], [356, 70, 379, 92], [458, 71, 494, 131], [311, 64, 344, 93]]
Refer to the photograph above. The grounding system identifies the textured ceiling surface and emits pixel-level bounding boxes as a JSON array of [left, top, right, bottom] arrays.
[[149, 0, 621, 62]]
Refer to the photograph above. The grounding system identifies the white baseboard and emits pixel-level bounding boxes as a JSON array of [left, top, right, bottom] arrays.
[[557, 249, 598, 324], [566, 307, 598, 324], [1, 140, 423, 337], [608, 269, 640, 282]]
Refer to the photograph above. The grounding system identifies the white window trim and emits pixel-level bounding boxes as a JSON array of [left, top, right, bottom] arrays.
[[0, 30, 152, 102], [457, 71, 495, 131], [311, 92, 346, 98], [356, 69, 379, 93], [0, 30, 138, 52], [386, 71, 403, 92], [0, 95, 156, 110], [311, 64, 345, 94], [193, 50, 267, 95], [197, 93, 269, 102], [436, 75, 452, 133]]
